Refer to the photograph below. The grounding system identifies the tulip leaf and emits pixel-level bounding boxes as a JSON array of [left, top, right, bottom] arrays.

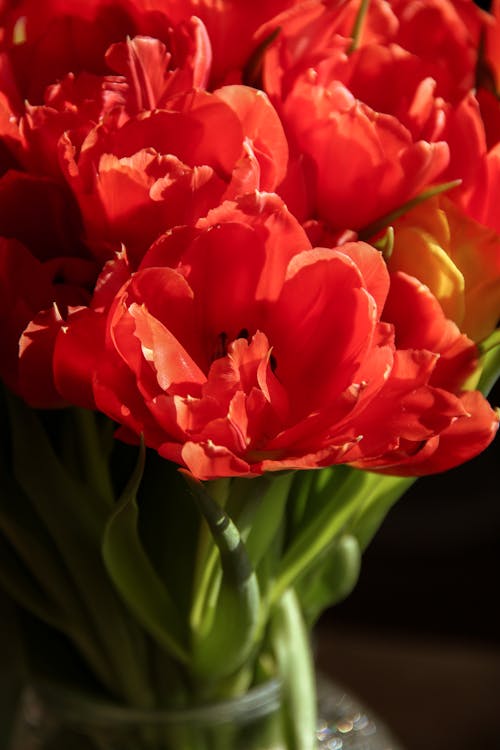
[[0, 536, 67, 633], [297, 534, 362, 627], [230, 472, 293, 570], [102, 442, 190, 666], [286, 467, 349, 544], [0, 444, 96, 628], [271, 467, 416, 612], [346, 472, 415, 550], [68, 409, 115, 508], [182, 472, 261, 680], [477, 331, 500, 396], [287, 471, 316, 534], [479, 328, 500, 356], [299, 465, 357, 526], [136, 451, 201, 618], [0, 479, 113, 684], [5, 394, 152, 705], [270, 589, 316, 750], [0, 538, 115, 696], [0, 451, 75, 614], [269, 468, 368, 606]]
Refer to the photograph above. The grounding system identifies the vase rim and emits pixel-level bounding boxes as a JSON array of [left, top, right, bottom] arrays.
[[27, 677, 283, 728]]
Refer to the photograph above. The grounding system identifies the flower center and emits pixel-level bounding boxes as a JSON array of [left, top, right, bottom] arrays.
[[212, 329, 278, 373], [213, 328, 250, 361]]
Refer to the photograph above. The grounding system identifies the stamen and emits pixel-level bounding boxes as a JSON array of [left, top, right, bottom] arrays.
[[212, 328, 255, 362], [213, 331, 228, 360]]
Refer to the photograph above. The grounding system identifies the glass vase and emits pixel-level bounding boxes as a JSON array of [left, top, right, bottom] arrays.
[[9, 676, 403, 750]]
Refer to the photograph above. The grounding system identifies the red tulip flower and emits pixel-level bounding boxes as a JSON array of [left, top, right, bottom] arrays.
[[53, 193, 498, 479]]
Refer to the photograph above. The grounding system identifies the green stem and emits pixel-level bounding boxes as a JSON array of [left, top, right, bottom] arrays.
[[478, 328, 500, 356], [270, 589, 316, 750], [268, 471, 366, 607], [182, 474, 261, 682], [349, 0, 371, 53], [284, 471, 314, 541], [477, 341, 500, 396], [190, 479, 232, 634], [359, 179, 462, 240], [190, 541, 221, 637]]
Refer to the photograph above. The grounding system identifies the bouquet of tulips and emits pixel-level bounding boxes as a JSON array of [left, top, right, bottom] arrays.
[[1, 0, 499, 748]]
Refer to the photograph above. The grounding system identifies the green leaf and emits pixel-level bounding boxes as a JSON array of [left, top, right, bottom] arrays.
[[0, 540, 115, 690], [477, 332, 500, 396], [69, 409, 115, 508], [346, 472, 416, 550], [0, 445, 80, 619], [287, 471, 316, 536], [269, 468, 368, 606], [0, 536, 66, 633], [267, 465, 415, 626], [270, 589, 316, 750], [182, 473, 261, 681], [478, 328, 500, 356], [0, 477, 112, 685], [136, 451, 200, 619], [5, 395, 152, 705], [230, 473, 293, 570], [297, 534, 361, 626], [0, 395, 113, 686], [102, 442, 190, 666]]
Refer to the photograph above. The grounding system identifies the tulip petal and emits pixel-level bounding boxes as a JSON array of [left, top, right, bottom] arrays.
[[180, 441, 252, 480], [270, 249, 378, 415], [384, 271, 478, 391]]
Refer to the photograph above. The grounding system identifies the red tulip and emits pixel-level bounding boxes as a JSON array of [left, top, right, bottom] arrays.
[[54, 193, 498, 479], [60, 85, 288, 263], [258, 0, 489, 234], [0, 237, 97, 405], [259, 2, 453, 232]]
